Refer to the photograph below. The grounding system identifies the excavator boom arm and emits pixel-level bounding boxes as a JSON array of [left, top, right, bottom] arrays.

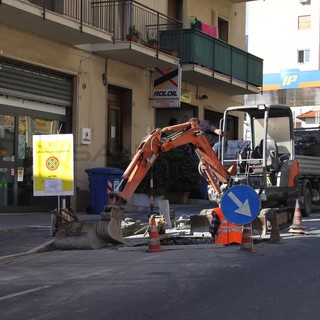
[[117, 121, 230, 204]]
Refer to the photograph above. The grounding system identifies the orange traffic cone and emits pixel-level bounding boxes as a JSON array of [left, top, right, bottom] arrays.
[[240, 224, 253, 252], [269, 210, 282, 243], [289, 199, 306, 234], [147, 216, 164, 253]]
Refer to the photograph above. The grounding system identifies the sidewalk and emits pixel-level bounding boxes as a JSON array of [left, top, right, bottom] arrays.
[[0, 202, 213, 259]]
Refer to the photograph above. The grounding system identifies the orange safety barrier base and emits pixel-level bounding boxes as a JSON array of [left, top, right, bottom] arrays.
[[240, 224, 253, 252]]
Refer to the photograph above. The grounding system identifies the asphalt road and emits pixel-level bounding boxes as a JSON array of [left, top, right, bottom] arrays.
[[0, 212, 320, 320]]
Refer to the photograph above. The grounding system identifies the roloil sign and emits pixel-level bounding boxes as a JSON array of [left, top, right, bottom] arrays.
[[152, 66, 181, 108]]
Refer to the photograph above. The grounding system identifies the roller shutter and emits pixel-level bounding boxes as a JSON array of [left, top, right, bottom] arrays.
[[0, 58, 72, 107]]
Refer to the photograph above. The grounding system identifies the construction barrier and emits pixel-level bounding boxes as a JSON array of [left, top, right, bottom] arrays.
[[240, 224, 253, 252], [147, 216, 164, 253], [288, 199, 306, 235]]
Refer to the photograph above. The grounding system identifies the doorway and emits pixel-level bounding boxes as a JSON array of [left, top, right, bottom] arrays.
[[155, 103, 197, 128], [218, 17, 229, 43], [107, 85, 132, 161], [108, 92, 122, 155], [204, 109, 238, 139]]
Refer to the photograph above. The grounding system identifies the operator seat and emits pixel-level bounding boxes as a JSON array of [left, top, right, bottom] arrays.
[[265, 139, 280, 171]]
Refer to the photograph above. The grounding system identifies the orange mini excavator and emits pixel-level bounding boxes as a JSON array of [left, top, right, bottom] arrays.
[[55, 119, 235, 249], [105, 119, 234, 244]]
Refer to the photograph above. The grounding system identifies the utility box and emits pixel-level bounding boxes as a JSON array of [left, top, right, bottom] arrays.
[[85, 167, 123, 214]]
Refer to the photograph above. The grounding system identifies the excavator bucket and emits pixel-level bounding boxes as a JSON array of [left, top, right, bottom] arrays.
[[54, 205, 129, 250], [55, 221, 106, 250], [190, 213, 211, 234], [96, 205, 129, 245]]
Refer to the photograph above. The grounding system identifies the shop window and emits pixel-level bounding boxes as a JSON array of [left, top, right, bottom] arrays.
[[0, 113, 63, 209], [17, 116, 62, 207]]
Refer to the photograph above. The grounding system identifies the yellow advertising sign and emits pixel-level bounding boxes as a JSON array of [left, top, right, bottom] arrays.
[[33, 134, 74, 196], [180, 89, 192, 104]]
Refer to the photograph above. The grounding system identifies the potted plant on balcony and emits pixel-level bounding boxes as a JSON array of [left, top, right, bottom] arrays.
[[147, 38, 159, 50], [126, 25, 141, 42], [169, 43, 178, 57]]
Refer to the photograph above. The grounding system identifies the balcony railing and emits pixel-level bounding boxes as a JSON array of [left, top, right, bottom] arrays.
[[27, 0, 182, 50], [160, 29, 263, 88], [28, 0, 107, 32], [92, 1, 183, 50]]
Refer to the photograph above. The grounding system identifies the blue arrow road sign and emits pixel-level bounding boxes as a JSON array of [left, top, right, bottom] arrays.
[[221, 185, 261, 225]]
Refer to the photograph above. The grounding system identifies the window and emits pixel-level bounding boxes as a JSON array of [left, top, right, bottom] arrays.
[[298, 49, 310, 63], [298, 15, 311, 30]]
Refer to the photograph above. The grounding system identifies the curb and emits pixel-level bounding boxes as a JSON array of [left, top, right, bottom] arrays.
[[0, 239, 56, 261]]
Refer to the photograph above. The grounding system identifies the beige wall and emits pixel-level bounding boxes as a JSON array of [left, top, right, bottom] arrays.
[[137, 0, 168, 14], [229, 2, 247, 49], [180, 82, 243, 119], [182, 0, 246, 48]]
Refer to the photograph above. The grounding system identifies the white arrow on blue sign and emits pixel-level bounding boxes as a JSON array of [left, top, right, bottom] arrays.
[[221, 185, 261, 225]]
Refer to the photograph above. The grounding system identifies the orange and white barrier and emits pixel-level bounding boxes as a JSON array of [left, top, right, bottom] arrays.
[[147, 216, 164, 253], [289, 199, 306, 234]]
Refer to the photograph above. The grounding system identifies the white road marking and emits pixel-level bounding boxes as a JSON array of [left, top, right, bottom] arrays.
[[0, 286, 50, 301]]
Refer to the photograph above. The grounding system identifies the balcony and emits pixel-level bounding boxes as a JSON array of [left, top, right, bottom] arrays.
[[0, 0, 182, 68], [181, 29, 262, 95], [0, 0, 113, 45], [77, 0, 183, 69], [159, 29, 262, 95], [0, 1, 262, 94]]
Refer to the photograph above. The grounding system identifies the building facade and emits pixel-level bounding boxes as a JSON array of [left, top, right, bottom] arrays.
[[0, 0, 262, 213], [246, 0, 320, 127]]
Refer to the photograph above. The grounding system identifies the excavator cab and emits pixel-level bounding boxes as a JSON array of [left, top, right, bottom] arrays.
[[217, 104, 298, 207]]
